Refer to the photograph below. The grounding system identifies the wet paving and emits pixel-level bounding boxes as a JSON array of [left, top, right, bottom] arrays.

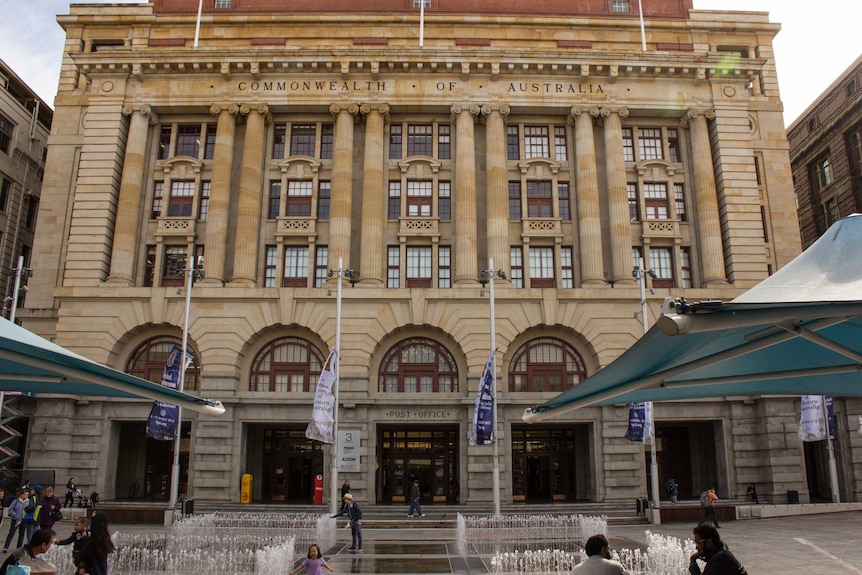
[[321, 542, 488, 575]]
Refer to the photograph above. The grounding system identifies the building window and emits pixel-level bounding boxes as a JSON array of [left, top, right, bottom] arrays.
[[268, 181, 281, 219], [667, 128, 680, 163], [168, 181, 195, 217], [560, 247, 573, 288], [25, 198, 38, 229], [438, 124, 451, 159], [508, 337, 586, 392], [413, 0, 430, 7], [554, 126, 568, 162], [638, 128, 663, 161], [0, 113, 13, 154], [290, 124, 316, 157], [438, 246, 451, 288], [317, 181, 331, 220], [250, 337, 325, 393], [529, 246, 555, 288], [126, 336, 200, 391], [151, 181, 164, 219], [438, 181, 451, 220], [314, 246, 328, 287], [283, 246, 309, 287], [643, 183, 670, 219], [387, 246, 400, 288], [320, 124, 334, 159], [407, 124, 433, 156], [378, 338, 458, 393], [558, 182, 571, 221], [508, 181, 522, 220], [510, 247, 524, 288], [143, 245, 156, 287], [680, 248, 692, 289], [809, 154, 833, 192], [622, 128, 634, 162], [524, 126, 550, 159], [808, 117, 819, 132], [526, 181, 553, 218], [286, 181, 313, 217], [673, 183, 686, 221], [162, 246, 188, 287], [611, 0, 630, 12], [627, 183, 639, 221], [649, 247, 674, 288], [175, 124, 201, 158], [407, 181, 432, 217], [825, 197, 840, 227], [158, 126, 172, 160], [389, 125, 402, 159], [203, 125, 217, 159], [507, 125, 520, 160], [388, 181, 401, 219], [214, 0, 231, 8], [198, 181, 210, 220], [264, 245, 277, 287], [0, 178, 11, 212], [273, 124, 286, 159], [406, 246, 432, 287]]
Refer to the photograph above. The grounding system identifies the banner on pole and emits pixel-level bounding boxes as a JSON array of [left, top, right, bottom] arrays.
[[146, 345, 193, 441], [470, 350, 497, 446], [337, 429, 361, 472], [799, 395, 835, 442], [306, 348, 338, 444], [625, 402, 649, 443]]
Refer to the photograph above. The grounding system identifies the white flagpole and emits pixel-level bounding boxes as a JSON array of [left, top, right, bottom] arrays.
[[329, 257, 344, 514], [488, 257, 501, 516], [638, 0, 646, 51], [419, 0, 425, 48], [194, 0, 204, 48], [636, 257, 660, 518], [823, 397, 840, 503]]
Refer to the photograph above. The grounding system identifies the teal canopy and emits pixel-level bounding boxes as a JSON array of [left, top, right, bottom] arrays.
[[523, 214, 862, 423], [0, 318, 225, 416]]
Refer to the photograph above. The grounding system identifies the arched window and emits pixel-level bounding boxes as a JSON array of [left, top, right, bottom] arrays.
[[126, 336, 200, 391], [508, 337, 586, 392], [378, 338, 458, 393], [250, 337, 325, 392]]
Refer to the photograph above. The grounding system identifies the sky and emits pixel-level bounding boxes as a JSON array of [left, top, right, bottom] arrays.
[[0, 0, 859, 128]]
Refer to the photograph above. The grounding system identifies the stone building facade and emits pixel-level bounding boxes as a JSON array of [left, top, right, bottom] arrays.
[[22, 0, 853, 508]]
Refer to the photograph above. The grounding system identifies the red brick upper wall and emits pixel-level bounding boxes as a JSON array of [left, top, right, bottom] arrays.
[[151, 0, 692, 18]]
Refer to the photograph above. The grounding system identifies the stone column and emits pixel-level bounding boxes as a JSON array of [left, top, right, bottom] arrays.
[[570, 106, 606, 286], [452, 104, 481, 285], [483, 104, 511, 278], [329, 103, 360, 275], [683, 108, 728, 286], [201, 104, 238, 285], [230, 103, 269, 286], [358, 103, 389, 286], [107, 105, 157, 285], [602, 106, 636, 286]]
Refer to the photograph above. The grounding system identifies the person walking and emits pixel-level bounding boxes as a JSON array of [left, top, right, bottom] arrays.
[[76, 513, 115, 575], [689, 524, 748, 575], [21, 486, 42, 543], [698, 487, 720, 529], [3, 489, 29, 552], [331, 493, 363, 552], [64, 478, 76, 509], [39, 486, 62, 531], [407, 480, 425, 518], [571, 534, 630, 574]]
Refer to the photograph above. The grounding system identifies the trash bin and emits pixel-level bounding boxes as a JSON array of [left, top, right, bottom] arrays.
[[787, 490, 799, 504], [636, 497, 649, 516], [183, 498, 194, 515]]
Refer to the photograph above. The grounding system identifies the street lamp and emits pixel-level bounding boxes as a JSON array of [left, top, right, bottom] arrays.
[[633, 257, 660, 516], [169, 255, 204, 512], [480, 258, 506, 517]]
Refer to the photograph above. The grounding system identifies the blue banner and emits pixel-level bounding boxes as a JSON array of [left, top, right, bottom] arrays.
[[625, 402, 647, 442], [470, 350, 497, 446], [146, 345, 193, 441]]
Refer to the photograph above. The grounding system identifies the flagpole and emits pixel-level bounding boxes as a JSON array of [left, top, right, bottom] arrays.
[[193, 0, 204, 48], [823, 397, 840, 503], [419, 0, 425, 48], [329, 257, 345, 514], [636, 258, 660, 519], [486, 258, 501, 517], [637, 0, 646, 51]]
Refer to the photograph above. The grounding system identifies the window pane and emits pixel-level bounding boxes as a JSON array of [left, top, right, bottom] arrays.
[[389, 124, 402, 159], [524, 126, 550, 159], [290, 124, 316, 156], [437, 124, 451, 159], [317, 181, 331, 220], [508, 181, 522, 220], [268, 181, 281, 219], [175, 124, 201, 158], [507, 125, 520, 160], [320, 123, 334, 159], [510, 247, 524, 288], [388, 181, 401, 220], [438, 181, 451, 220], [622, 127, 634, 162], [638, 128, 663, 161], [554, 126, 567, 162], [407, 124, 433, 156], [283, 247, 309, 286], [387, 246, 400, 288], [438, 246, 451, 288], [273, 123, 286, 159]]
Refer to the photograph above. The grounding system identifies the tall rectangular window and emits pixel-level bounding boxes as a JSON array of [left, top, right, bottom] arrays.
[[643, 183, 669, 219], [175, 124, 201, 158], [667, 128, 680, 163], [388, 181, 401, 219], [143, 245, 156, 287], [809, 154, 833, 192], [650, 247, 674, 288], [387, 246, 401, 288], [314, 246, 329, 287], [151, 181, 164, 219], [611, 0, 630, 12], [627, 183, 639, 221], [638, 128, 663, 161], [268, 181, 281, 219], [162, 246, 188, 287], [389, 125, 402, 159], [158, 126, 172, 160], [406, 246, 432, 287], [622, 127, 634, 162], [317, 181, 331, 220], [507, 125, 520, 160], [407, 124, 433, 156], [508, 181, 522, 220], [272, 123, 286, 159], [558, 182, 571, 221], [524, 126, 550, 159], [320, 124, 334, 159], [438, 246, 451, 288], [0, 179, 10, 212], [438, 181, 451, 220], [264, 245, 278, 287], [526, 181, 553, 218], [438, 124, 451, 159], [168, 181, 195, 217], [560, 247, 574, 288], [199, 181, 210, 220], [283, 246, 309, 287], [529, 247, 555, 288], [286, 181, 313, 216], [554, 126, 568, 162], [407, 181, 432, 216], [290, 124, 316, 156], [203, 125, 217, 159], [25, 198, 38, 229], [0, 113, 13, 154], [510, 247, 524, 288], [680, 248, 692, 289], [673, 183, 687, 221]]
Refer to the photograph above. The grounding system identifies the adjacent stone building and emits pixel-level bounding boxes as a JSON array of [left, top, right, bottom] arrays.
[[22, 0, 851, 508]]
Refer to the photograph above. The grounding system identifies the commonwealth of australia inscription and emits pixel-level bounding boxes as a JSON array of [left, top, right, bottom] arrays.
[[236, 79, 605, 95]]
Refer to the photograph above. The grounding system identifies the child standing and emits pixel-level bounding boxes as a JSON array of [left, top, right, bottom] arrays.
[[290, 544, 335, 575], [56, 517, 90, 565]]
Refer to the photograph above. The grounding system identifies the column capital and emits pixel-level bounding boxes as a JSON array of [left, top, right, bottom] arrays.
[[122, 104, 159, 125], [240, 103, 269, 115], [680, 107, 715, 127], [450, 103, 481, 122], [360, 103, 390, 122], [329, 103, 361, 120], [210, 103, 240, 116], [568, 106, 600, 124], [600, 106, 629, 119], [480, 103, 510, 117]]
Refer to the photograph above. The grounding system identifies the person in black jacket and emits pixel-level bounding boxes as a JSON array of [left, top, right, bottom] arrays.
[[331, 493, 363, 551], [56, 516, 90, 565], [689, 524, 748, 575]]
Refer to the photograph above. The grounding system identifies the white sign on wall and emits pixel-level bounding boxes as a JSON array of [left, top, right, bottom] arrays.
[[337, 429, 361, 472]]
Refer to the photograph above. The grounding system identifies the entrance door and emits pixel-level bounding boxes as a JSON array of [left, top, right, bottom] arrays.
[[378, 427, 458, 504], [653, 422, 719, 501], [511, 425, 591, 502], [261, 427, 324, 503], [116, 421, 190, 500]]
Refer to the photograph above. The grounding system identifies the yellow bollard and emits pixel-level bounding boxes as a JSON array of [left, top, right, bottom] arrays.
[[241, 473, 253, 504]]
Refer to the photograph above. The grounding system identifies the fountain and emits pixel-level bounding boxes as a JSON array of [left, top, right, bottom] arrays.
[[456, 513, 608, 555]]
